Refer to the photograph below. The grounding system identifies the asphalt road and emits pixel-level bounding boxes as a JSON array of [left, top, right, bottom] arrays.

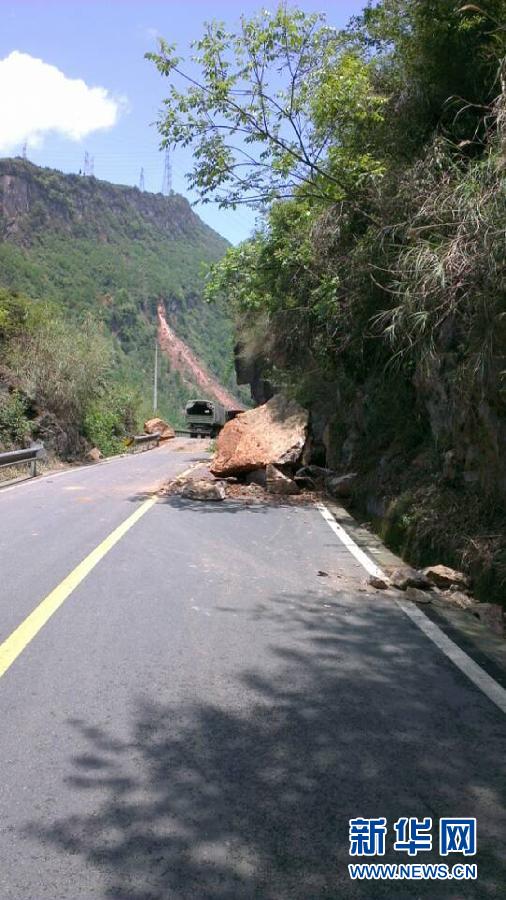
[[0, 442, 504, 899]]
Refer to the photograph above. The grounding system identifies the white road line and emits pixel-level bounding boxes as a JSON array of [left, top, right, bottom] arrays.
[[316, 502, 384, 579], [0, 441, 200, 495], [0, 452, 137, 493], [317, 501, 506, 716], [398, 599, 506, 714]]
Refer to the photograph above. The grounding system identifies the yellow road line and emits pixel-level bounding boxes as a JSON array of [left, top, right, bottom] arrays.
[[0, 495, 157, 680]]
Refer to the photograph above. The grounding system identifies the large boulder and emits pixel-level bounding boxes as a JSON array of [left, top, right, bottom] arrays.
[[144, 417, 175, 441], [210, 394, 308, 477]]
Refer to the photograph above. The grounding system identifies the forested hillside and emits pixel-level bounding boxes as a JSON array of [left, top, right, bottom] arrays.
[[150, 0, 506, 604], [0, 158, 237, 455]]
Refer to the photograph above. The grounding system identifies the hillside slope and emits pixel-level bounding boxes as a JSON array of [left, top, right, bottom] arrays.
[[157, 303, 242, 410], [0, 158, 240, 434]]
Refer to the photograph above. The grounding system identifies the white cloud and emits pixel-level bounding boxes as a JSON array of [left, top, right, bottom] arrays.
[[0, 51, 124, 154]]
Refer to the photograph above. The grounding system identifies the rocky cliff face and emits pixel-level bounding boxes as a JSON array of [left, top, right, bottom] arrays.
[[0, 158, 226, 251], [234, 341, 274, 406]]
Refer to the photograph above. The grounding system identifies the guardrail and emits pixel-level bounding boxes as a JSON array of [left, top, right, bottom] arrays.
[[128, 432, 161, 452], [0, 442, 46, 479]]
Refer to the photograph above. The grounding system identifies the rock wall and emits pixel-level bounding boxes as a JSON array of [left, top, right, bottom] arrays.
[[0, 158, 227, 251], [234, 341, 275, 406]]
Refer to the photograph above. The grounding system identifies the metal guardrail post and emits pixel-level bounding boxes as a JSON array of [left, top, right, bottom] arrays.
[[128, 432, 161, 452], [0, 441, 45, 479]]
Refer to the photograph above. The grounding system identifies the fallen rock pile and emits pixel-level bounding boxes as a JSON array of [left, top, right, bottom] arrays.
[[367, 563, 504, 636]]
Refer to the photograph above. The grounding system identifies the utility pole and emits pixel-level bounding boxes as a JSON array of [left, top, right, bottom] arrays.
[[153, 341, 158, 414], [161, 148, 172, 195]]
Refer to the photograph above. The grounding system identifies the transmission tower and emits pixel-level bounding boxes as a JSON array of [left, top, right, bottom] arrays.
[[22, 142, 27, 160], [139, 167, 145, 191], [82, 152, 94, 176], [161, 148, 172, 195]]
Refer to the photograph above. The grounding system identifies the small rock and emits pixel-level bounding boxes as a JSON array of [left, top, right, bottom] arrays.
[[325, 472, 357, 499], [405, 587, 432, 605], [442, 449, 458, 482], [368, 575, 390, 590], [470, 603, 505, 637], [87, 447, 103, 462], [411, 450, 432, 470], [181, 480, 226, 501], [423, 564, 469, 591], [245, 468, 267, 487], [439, 590, 475, 611], [265, 464, 300, 495], [296, 465, 331, 485], [390, 567, 432, 591], [294, 474, 316, 490]]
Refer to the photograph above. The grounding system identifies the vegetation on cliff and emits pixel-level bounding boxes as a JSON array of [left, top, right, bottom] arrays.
[[151, 0, 506, 603], [0, 160, 237, 454]]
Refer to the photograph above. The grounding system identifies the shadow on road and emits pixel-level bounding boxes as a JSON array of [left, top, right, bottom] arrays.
[[25, 588, 506, 899], [156, 495, 315, 516]]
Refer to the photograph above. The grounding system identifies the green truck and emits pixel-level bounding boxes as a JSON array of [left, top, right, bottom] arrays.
[[185, 399, 227, 437]]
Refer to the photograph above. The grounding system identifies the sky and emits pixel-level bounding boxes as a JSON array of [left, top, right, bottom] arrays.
[[0, 0, 366, 243]]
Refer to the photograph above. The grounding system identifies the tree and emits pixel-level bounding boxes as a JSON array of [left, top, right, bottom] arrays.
[[352, 0, 506, 156], [147, 5, 385, 207]]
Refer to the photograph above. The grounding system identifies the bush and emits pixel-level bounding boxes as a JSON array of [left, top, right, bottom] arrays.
[[6, 306, 113, 426], [84, 387, 141, 457], [0, 392, 30, 447]]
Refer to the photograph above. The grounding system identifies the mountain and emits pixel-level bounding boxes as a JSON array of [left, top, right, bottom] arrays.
[[0, 158, 242, 439]]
